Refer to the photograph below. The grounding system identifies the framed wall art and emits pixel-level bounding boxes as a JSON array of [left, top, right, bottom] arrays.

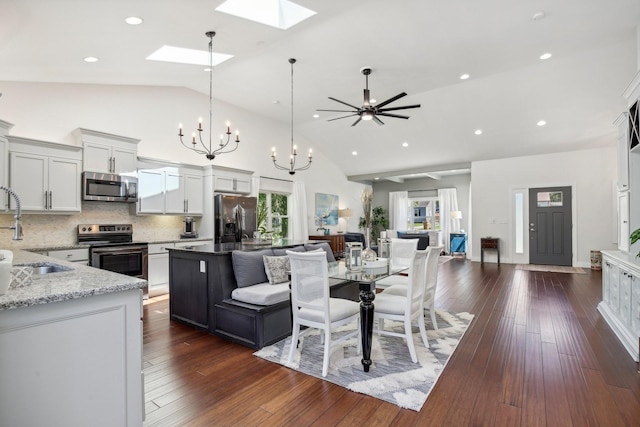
[[315, 193, 339, 226]]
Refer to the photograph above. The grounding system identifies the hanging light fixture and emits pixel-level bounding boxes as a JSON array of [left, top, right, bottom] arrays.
[[271, 58, 312, 175], [179, 31, 240, 160]]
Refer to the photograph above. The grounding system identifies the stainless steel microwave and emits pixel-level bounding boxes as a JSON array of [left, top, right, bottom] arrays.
[[82, 172, 137, 202]]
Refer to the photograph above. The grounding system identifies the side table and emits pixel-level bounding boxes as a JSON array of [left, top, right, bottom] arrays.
[[308, 234, 345, 258], [480, 237, 500, 265]]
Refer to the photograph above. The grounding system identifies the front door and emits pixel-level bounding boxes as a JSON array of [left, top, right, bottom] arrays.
[[528, 186, 572, 266]]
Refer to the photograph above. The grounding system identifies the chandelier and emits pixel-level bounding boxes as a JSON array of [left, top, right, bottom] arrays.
[[271, 58, 312, 175], [179, 31, 240, 160]]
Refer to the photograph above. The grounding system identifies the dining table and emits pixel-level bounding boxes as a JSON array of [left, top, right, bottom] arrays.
[[327, 261, 407, 372]]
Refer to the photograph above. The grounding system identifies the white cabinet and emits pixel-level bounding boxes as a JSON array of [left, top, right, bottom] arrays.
[[138, 168, 165, 214], [615, 113, 630, 191], [148, 243, 173, 297], [164, 173, 203, 215], [0, 120, 12, 211], [7, 137, 82, 213], [75, 128, 139, 174], [618, 191, 630, 252], [84, 142, 136, 174], [185, 174, 203, 214], [0, 289, 143, 426], [137, 159, 204, 215], [47, 248, 89, 265], [215, 175, 251, 194], [598, 250, 640, 361]]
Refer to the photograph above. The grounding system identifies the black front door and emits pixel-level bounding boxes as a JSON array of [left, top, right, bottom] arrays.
[[528, 186, 572, 266]]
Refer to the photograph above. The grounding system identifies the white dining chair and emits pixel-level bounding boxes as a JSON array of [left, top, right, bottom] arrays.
[[382, 246, 444, 329], [373, 249, 429, 363], [286, 250, 361, 377], [376, 238, 418, 289]]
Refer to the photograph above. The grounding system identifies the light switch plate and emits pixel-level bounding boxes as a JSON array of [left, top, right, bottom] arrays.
[[200, 260, 206, 273]]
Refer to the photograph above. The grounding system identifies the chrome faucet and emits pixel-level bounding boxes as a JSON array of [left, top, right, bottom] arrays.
[[0, 186, 23, 240]]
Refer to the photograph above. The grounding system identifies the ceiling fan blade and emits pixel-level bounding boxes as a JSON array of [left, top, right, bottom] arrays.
[[316, 108, 358, 113], [377, 104, 421, 112], [351, 117, 362, 126], [377, 112, 410, 119], [328, 97, 360, 110], [375, 92, 407, 109], [373, 115, 385, 125], [328, 114, 358, 122]]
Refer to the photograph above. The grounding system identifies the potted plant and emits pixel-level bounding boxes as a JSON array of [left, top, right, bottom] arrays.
[[358, 206, 388, 241], [631, 228, 640, 258]]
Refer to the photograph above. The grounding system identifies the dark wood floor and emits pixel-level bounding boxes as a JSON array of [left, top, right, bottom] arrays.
[[142, 259, 640, 426]]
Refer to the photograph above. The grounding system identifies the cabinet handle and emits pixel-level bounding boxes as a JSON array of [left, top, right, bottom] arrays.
[[49, 191, 52, 209]]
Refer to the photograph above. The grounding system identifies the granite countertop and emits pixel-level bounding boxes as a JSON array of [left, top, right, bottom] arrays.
[[0, 249, 147, 311], [167, 239, 318, 254], [23, 236, 214, 252]]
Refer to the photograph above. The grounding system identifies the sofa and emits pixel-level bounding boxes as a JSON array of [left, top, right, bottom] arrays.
[[386, 230, 430, 250], [209, 241, 358, 349]]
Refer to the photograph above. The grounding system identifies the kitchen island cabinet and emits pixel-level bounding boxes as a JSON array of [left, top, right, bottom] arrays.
[[0, 250, 146, 427]]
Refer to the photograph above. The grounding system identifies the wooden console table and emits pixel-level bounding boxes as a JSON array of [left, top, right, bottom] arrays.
[[308, 234, 345, 258], [480, 237, 500, 265]]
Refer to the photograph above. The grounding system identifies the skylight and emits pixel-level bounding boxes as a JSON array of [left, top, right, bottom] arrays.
[[215, 0, 316, 30], [146, 46, 234, 67]]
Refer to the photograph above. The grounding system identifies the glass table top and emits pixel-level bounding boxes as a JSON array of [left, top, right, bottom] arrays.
[[327, 261, 406, 284]]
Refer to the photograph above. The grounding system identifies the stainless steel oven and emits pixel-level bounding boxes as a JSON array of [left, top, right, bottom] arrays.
[[91, 244, 148, 279], [78, 224, 148, 296]]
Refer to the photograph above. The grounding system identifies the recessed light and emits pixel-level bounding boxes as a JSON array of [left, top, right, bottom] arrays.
[[352, 151, 358, 156], [272, 100, 280, 104], [370, 98, 377, 104], [402, 142, 409, 147], [537, 120, 547, 126], [125, 16, 143, 25], [460, 73, 470, 80], [474, 129, 483, 135], [374, 177, 379, 180], [312, 114, 319, 118], [540, 52, 552, 60], [83, 57, 99, 63]]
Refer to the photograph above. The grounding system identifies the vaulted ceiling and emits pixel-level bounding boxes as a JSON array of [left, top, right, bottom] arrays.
[[1, 0, 639, 182]]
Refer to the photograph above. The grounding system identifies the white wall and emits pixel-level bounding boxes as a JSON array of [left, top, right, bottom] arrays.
[[0, 81, 366, 243], [471, 147, 617, 267]]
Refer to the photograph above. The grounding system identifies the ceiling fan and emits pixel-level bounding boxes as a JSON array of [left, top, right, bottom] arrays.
[[317, 67, 421, 126]]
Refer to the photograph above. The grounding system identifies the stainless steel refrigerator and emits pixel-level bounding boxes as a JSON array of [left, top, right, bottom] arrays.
[[214, 194, 258, 243]]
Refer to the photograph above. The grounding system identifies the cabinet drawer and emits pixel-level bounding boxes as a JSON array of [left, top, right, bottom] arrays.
[[48, 248, 89, 262]]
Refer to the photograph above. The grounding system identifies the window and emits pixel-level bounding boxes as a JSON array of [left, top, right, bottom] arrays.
[[258, 192, 289, 238], [408, 197, 440, 231], [514, 192, 524, 254]]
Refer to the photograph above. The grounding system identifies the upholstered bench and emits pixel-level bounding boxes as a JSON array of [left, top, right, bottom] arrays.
[[210, 242, 336, 349]]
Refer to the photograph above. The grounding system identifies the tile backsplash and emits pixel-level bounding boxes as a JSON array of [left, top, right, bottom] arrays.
[[0, 201, 188, 249]]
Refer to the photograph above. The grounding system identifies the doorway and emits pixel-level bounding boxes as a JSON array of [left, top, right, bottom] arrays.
[[528, 186, 572, 266]]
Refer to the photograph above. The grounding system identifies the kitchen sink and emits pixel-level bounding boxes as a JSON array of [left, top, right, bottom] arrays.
[[15, 262, 74, 275]]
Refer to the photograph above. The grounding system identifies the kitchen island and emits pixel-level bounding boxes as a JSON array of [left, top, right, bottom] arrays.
[[0, 249, 146, 427], [167, 239, 344, 349]]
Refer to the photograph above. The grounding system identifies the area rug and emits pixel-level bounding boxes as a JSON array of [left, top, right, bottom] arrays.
[[254, 309, 474, 411], [516, 264, 587, 274]]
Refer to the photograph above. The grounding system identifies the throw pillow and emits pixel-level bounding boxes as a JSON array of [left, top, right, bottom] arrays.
[[263, 255, 290, 285], [232, 250, 271, 288]]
